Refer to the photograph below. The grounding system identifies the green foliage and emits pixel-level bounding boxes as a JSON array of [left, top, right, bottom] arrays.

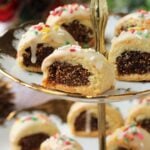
[[107, 0, 150, 12]]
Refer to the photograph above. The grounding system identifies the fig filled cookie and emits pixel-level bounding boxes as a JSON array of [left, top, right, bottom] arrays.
[[107, 125, 150, 150], [46, 4, 94, 48], [126, 96, 150, 133], [67, 102, 124, 137], [10, 114, 59, 150], [109, 28, 150, 81], [115, 10, 150, 36], [40, 134, 83, 150], [17, 23, 76, 72], [42, 45, 114, 96]]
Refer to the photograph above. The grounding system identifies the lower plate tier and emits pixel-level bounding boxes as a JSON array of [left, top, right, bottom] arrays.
[[0, 100, 138, 150]]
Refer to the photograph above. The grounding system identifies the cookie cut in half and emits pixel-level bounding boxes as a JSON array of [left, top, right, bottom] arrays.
[[67, 102, 124, 137], [17, 23, 76, 72], [109, 28, 150, 81], [10, 114, 59, 150], [42, 45, 115, 96], [46, 4, 94, 48]]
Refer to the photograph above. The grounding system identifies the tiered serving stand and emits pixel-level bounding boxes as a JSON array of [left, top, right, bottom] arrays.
[[0, 0, 150, 150]]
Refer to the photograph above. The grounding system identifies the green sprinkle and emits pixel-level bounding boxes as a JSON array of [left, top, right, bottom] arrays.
[[83, 43, 89, 48], [34, 31, 38, 35], [69, 138, 75, 142], [124, 137, 129, 143], [131, 124, 135, 127], [131, 128, 137, 134], [65, 41, 70, 45], [144, 33, 150, 38], [32, 117, 38, 121], [137, 31, 142, 35], [63, 8, 67, 11]]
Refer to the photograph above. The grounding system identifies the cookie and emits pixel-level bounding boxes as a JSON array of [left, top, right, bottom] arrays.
[[17, 23, 76, 72], [46, 4, 94, 48], [126, 96, 150, 133], [107, 124, 150, 150], [42, 45, 114, 96], [10, 114, 59, 150], [67, 102, 124, 137], [109, 27, 150, 81], [40, 134, 83, 150], [115, 10, 150, 36]]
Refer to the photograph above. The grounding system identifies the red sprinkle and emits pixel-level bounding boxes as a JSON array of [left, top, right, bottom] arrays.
[[53, 134, 57, 139], [130, 29, 135, 33], [52, 9, 63, 16], [34, 25, 43, 31], [45, 24, 50, 28], [70, 8, 73, 14], [83, 4, 88, 9], [138, 9, 148, 14], [137, 133, 144, 140], [65, 141, 71, 145], [70, 48, 76, 52], [123, 127, 129, 132]]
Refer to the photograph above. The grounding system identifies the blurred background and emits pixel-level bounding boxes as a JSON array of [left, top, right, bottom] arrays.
[[0, 0, 150, 23]]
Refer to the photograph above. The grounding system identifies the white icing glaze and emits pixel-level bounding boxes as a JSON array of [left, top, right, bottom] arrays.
[[119, 28, 150, 39], [46, 4, 91, 27], [18, 23, 77, 64], [30, 44, 37, 63], [116, 126, 150, 150], [42, 44, 114, 96], [85, 111, 91, 133], [40, 134, 83, 150], [116, 29, 150, 41], [115, 10, 150, 36], [10, 114, 59, 150], [42, 45, 107, 72], [129, 11, 150, 20], [111, 28, 150, 56], [118, 11, 150, 25], [110, 27, 150, 69]]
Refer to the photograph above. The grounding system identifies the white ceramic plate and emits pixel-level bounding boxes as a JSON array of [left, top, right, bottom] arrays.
[[0, 20, 149, 103]]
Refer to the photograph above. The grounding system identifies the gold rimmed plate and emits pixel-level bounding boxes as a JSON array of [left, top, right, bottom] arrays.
[[0, 21, 149, 103]]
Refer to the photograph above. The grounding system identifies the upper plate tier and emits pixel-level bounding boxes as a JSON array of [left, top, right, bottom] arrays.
[[0, 21, 149, 103]]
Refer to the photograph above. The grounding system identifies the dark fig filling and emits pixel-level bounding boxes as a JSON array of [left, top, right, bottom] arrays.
[[23, 43, 54, 67], [137, 118, 150, 133], [48, 61, 91, 86], [74, 111, 110, 132], [74, 111, 98, 131], [0, 102, 14, 124], [19, 133, 49, 150], [116, 51, 150, 75], [62, 20, 94, 47]]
